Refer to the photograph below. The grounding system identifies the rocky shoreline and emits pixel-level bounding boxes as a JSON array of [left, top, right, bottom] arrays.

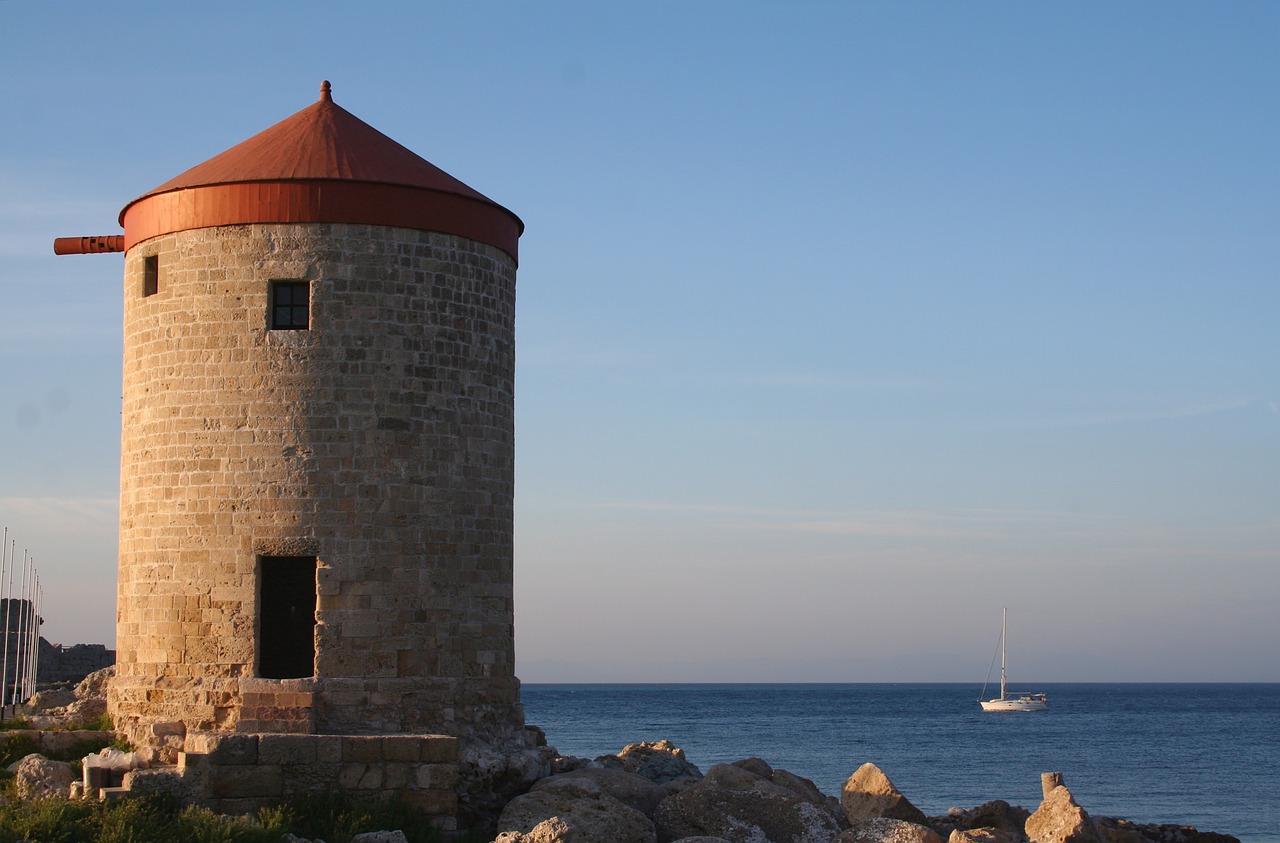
[[477, 738, 1241, 843], [9, 675, 1244, 843]]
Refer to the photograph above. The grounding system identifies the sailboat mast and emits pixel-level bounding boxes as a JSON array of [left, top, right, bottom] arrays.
[[1000, 607, 1007, 700]]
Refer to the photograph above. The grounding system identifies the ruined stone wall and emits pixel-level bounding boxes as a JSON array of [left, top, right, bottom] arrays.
[[111, 223, 520, 751], [37, 640, 116, 684]]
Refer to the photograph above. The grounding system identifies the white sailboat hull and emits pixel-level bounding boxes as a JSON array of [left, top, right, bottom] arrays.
[[980, 693, 1048, 712]]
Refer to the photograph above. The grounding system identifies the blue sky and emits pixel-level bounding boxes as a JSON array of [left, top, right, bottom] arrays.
[[1, 2, 1276, 682]]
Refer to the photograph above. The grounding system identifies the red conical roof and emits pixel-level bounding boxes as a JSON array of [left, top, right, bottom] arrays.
[[120, 81, 522, 260]]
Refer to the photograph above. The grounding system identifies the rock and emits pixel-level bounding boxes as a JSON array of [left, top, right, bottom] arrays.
[[75, 666, 114, 699], [459, 737, 560, 832], [26, 688, 77, 711], [22, 667, 114, 729], [597, 739, 703, 783], [842, 763, 928, 825], [493, 817, 579, 843], [840, 818, 941, 843], [548, 754, 592, 776], [950, 829, 1024, 843], [654, 758, 845, 843], [669, 838, 733, 843], [530, 767, 666, 817], [350, 833, 409, 843], [121, 767, 194, 800], [935, 800, 1030, 839], [14, 753, 75, 800], [1093, 818, 1240, 843], [497, 785, 656, 843], [837, 818, 943, 843], [1025, 786, 1102, 843]]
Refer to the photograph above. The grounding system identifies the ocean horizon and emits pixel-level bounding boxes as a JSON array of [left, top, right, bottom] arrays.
[[521, 682, 1279, 842]]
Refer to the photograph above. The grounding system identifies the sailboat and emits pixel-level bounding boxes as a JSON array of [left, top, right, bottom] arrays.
[[979, 608, 1048, 712]]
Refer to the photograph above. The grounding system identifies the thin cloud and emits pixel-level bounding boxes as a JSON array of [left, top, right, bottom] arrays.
[[778, 516, 980, 539], [0, 497, 117, 537], [586, 501, 1100, 540], [1024, 398, 1261, 429]]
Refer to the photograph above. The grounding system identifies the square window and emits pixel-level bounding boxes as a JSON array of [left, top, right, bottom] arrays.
[[142, 255, 158, 297], [271, 281, 310, 330]]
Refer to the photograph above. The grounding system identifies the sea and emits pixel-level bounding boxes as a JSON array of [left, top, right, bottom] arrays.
[[520, 683, 1280, 843]]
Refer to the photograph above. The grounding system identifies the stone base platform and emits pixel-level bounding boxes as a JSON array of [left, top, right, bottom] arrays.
[[102, 732, 459, 831]]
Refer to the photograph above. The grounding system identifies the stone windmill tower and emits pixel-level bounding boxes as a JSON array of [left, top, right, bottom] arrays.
[[57, 82, 524, 756]]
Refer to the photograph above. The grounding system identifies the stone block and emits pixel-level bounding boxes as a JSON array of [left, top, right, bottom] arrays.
[[413, 763, 459, 790], [382, 735, 421, 762], [209, 764, 283, 799], [314, 735, 344, 763], [342, 736, 384, 762], [280, 762, 342, 796], [259, 734, 318, 765], [420, 735, 458, 763], [398, 788, 457, 817], [187, 732, 259, 765], [121, 768, 193, 800], [338, 762, 383, 790], [383, 763, 412, 790], [99, 786, 130, 802]]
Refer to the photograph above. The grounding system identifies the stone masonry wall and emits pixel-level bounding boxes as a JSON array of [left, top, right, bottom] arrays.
[[37, 640, 116, 684], [117, 733, 459, 830], [112, 222, 521, 752]]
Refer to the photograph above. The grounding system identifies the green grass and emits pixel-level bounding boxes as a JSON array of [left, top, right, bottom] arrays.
[[0, 793, 476, 843]]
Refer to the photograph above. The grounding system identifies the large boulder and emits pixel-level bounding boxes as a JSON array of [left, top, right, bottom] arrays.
[[531, 767, 666, 817], [837, 818, 944, 843], [459, 737, 559, 831], [1025, 786, 1102, 843], [597, 740, 703, 783], [14, 753, 75, 800], [497, 785, 657, 843], [842, 763, 928, 825], [654, 758, 845, 843]]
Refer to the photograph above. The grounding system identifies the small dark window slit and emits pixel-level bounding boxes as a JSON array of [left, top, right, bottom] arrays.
[[143, 256, 158, 297]]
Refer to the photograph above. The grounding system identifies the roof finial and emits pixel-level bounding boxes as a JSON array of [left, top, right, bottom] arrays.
[[320, 80, 332, 102]]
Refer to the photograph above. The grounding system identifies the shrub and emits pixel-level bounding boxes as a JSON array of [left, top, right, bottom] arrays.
[[0, 792, 470, 843], [0, 732, 40, 768], [279, 791, 450, 842], [0, 797, 94, 843]]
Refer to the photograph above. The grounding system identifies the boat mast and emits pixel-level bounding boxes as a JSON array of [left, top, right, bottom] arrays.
[[999, 607, 1007, 701]]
